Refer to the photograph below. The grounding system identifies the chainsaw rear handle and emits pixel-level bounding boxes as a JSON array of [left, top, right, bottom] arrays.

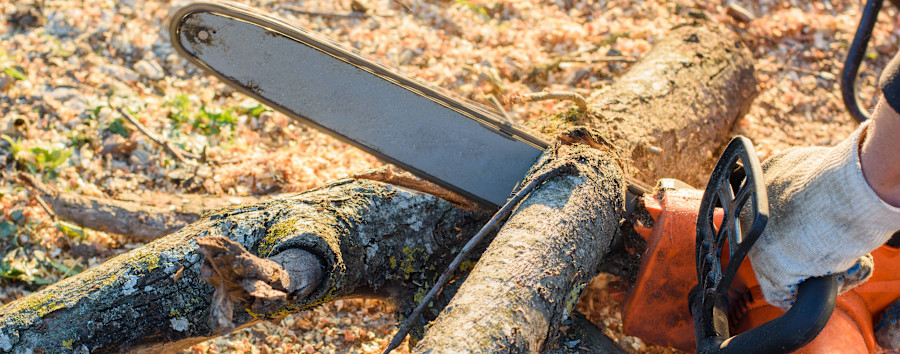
[[690, 276, 838, 354], [690, 136, 839, 353]]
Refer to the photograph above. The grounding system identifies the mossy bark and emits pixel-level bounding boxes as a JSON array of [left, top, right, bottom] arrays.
[[0, 180, 487, 353]]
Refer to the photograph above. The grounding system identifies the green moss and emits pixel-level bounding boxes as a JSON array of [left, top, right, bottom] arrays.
[[399, 246, 427, 280], [126, 249, 161, 272], [389, 257, 397, 269], [525, 107, 582, 138], [260, 218, 298, 256], [565, 282, 587, 317], [99, 274, 119, 289], [169, 308, 181, 317], [61, 339, 73, 349], [21, 293, 64, 318], [301, 290, 338, 309], [245, 304, 300, 319], [413, 287, 428, 304], [458, 260, 477, 273]]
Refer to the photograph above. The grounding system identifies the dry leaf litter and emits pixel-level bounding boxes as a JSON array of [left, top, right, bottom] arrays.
[[0, 0, 898, 353]]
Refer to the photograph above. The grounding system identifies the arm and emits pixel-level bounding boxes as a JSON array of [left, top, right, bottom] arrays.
[[861, 98, 900, 207], [748, 97, 900, 310]]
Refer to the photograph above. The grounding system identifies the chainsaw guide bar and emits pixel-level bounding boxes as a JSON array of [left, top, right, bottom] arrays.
[[169, 1, 551, 207]]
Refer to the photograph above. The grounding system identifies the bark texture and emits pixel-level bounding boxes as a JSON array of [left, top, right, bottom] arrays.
[[527, 22, 757, 187], [414, 144, 625, 352]]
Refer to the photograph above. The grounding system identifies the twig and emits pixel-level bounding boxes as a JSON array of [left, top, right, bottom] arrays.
[[34, 195, 56, 221], [383, 163, 574, 354], [278, 5, 393, 18], [17, 172, 53, 196], [17, 173, 61, 222], [487, 95, 514, 125], [353, 166, 479, 211], [757, 64, 837, 82], [392, 0, 414, 12], [18, 173, 59, 231], [785, 66, 837, 81], [117, 108, 199, 163], [558, 56, 637, 63], [549, 44, 601, 58], [511, 91, 589, 114], [278, 6, 366, 18]]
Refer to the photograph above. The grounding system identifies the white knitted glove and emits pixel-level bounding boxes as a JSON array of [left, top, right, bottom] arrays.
[[748, 123, 900, 310]]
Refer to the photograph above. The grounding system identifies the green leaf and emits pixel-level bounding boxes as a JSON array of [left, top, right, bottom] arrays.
[[0, 222, 15, 239], [451, 0, 489, 18], [46, 259, 83, 277], [3, 67, 26, 81], [28, 146, 71, 171], [249, 104, 267, 117], [0, 262, 24, 279], [1, 135, 22, 155], [105, 118, 129, 138], [56, 221, 85, 241], [9, 209, 24, 223], [30, 277, 54, 285]]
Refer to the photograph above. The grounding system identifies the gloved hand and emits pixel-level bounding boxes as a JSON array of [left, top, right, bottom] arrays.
[[876, 298, 900, 349], [748, 122, 900, 310]]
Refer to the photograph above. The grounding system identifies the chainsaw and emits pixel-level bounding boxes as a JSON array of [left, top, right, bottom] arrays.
[[168, 2, 900, 352]]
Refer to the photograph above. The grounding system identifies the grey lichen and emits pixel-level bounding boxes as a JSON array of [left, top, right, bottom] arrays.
[[170, 317, 190, 332]]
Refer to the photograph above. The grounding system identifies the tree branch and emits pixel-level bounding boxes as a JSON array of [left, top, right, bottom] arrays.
[[0, 180, 487, 352], [414, 143, 626, 352]]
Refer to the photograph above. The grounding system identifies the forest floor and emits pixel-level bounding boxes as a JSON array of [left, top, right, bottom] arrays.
[[0, 0, 897, 352]]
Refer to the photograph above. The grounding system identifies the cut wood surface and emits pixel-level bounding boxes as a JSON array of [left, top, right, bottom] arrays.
[[0, 20, 756, 352]]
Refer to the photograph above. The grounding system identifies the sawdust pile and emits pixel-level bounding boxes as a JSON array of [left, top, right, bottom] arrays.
[[0, 0, 897, 352]]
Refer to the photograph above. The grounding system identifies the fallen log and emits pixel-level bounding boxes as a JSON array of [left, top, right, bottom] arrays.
[[0, 20, 756, 352], [18, 172, 267, 242], [527, 22, 758, 187]]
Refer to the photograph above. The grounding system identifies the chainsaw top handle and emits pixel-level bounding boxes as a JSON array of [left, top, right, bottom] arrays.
[[689, 137, 839, 354], [842, 0, 900, 122]]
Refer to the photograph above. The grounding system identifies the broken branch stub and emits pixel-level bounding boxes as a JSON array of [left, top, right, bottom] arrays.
[[197, 236, 323, 332]]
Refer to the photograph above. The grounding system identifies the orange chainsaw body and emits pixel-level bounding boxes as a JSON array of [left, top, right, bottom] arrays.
[[622, 187, 900, 353]]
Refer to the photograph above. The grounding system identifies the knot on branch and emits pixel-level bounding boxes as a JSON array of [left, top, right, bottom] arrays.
[[197, 236, 323, 332]]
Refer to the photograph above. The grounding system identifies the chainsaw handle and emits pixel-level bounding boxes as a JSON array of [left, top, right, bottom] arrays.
[[841, 0, 882, 123], [690, 275, 838, 354], [691, 136, 838, 353]]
